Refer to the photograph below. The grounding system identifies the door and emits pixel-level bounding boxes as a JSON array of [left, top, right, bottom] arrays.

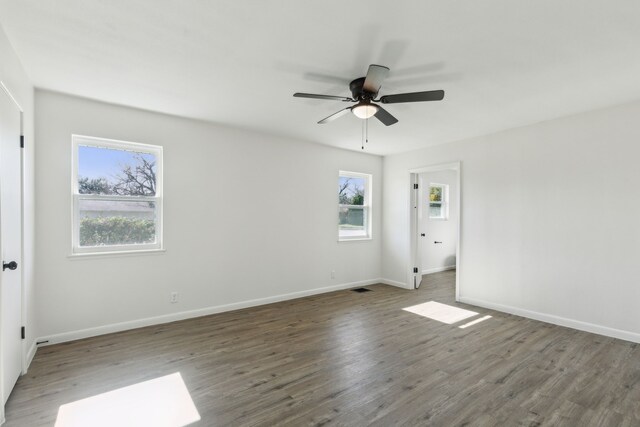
[[418, 174, 427, 283], [0, 87, 23, 404], [410, 173, 423, 288]]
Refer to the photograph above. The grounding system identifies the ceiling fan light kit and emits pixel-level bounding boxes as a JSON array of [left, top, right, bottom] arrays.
[[352, 103, 379, 119], [294, 64, 445, 148]]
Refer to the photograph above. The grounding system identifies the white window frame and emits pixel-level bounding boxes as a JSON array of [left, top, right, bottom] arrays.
[[71, 135, 163, 255], [338, 171, 372, 241], [428, 183, 449, 220]]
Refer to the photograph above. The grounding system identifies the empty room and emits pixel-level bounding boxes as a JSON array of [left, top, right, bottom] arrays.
[[1, 1, 639, 426]]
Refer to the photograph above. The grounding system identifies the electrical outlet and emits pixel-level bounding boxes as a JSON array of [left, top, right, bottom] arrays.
[[331, 270, 335, 279], [170, 292, 179, 303]]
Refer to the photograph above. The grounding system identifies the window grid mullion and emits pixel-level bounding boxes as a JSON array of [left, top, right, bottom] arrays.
[[75, 194, 159, 201]]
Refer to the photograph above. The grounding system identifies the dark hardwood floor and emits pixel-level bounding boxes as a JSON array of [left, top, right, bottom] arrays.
[[5, 271, 640, 426]]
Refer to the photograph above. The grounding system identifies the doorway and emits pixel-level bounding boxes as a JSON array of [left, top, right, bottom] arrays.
[[409, 162, 460, 300], [0, 82, 24, 411]]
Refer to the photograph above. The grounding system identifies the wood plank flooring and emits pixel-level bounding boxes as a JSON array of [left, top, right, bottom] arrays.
[[4, 270, 640, 426]]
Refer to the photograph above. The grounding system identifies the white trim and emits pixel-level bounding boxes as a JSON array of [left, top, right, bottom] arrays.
[[409, 162, 461, 174], [455, 166, 461, 302], [459, 296, 640, 344], [427, 182, 449, 220], [408, 162, 462, 301], [379, 277, 411, 290], [71, 135, 164, 255], [68, 248, 166, 259], [338, 170, 372, 241], [421, 265, 456, 275], [72, 134, 163, 154], [73, 194, 159, 202], [338, 170, 372, 179], [337, 237, 373, 242], [0, 81, 23, 112], [35, 278, 383, 346]]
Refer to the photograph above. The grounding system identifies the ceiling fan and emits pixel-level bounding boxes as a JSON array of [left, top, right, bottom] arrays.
[[293, 64, 445, 126]]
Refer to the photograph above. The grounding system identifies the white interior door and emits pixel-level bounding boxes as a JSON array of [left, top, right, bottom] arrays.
[[0, 87, 23, 405], [410, 173, 423, 288], [417, 174, 427, 281]]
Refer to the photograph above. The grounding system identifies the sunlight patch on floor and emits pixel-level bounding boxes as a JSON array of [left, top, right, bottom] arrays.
[[458, 315, 492, 329], [55, 372, 200, 427], [402, 301, 478, 324]]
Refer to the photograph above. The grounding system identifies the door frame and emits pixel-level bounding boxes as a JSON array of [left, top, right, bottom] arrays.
[[408, 162, 461, 301], [0, 81, 25, 419]]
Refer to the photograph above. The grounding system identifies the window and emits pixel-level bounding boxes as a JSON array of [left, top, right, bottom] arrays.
[[72, 135, 163, 254], [338, 171, 371, 240], [428, 183, 448, 220]]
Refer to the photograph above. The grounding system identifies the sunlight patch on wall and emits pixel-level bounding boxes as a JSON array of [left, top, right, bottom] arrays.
[[402, 301, 478, 324], [55, 372, 200, 427]]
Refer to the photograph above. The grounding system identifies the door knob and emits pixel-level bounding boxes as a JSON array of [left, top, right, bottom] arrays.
[[434, 241, 443, 244], [2, 261, 17, 271], [420, 233, 425, 237]]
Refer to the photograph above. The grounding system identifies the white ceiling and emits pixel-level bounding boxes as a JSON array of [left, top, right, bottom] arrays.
[[1, 0, 640, 155]]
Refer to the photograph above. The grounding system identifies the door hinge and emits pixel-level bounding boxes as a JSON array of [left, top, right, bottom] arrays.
[[413, 183, 419, 189], [21, 326, 25, 339], [20, 135, 24, 148], [413, 267, 419, 273]]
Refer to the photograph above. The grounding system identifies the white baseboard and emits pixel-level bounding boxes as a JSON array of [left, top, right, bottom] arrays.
[[379, 277, 411, 290], [422, 265, 456, 275], [459, 296, 640, 344], [36, 278, 383, 347]]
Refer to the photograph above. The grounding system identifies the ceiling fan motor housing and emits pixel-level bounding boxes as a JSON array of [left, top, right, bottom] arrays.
[[349, 77, 376, 101]]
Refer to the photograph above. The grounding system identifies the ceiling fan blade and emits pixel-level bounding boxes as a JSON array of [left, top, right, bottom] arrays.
[[379, 90, 444, 104], [374, 105, 398, 126], [293, 92, 353, 102], [362, 64, 390, 95], [318, 107, 352, 124]]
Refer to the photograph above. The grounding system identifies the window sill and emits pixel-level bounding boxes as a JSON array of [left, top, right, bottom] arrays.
[[68, 248, 166, 260], [338, 237, 372, 242]]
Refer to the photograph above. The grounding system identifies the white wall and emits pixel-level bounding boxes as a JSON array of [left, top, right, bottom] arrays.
[[420, 170, 457, 273], [35, 90, 382, 342], [383, 100, 640, 342]]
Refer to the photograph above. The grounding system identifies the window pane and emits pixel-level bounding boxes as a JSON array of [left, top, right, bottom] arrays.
[[339, 176, 366, 206], [339, 206, 365, 233], [429, 186, 442, 202], [429, 204, 443, 218], [78, 199, 156, 247], [78, 145, 157, 196]]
